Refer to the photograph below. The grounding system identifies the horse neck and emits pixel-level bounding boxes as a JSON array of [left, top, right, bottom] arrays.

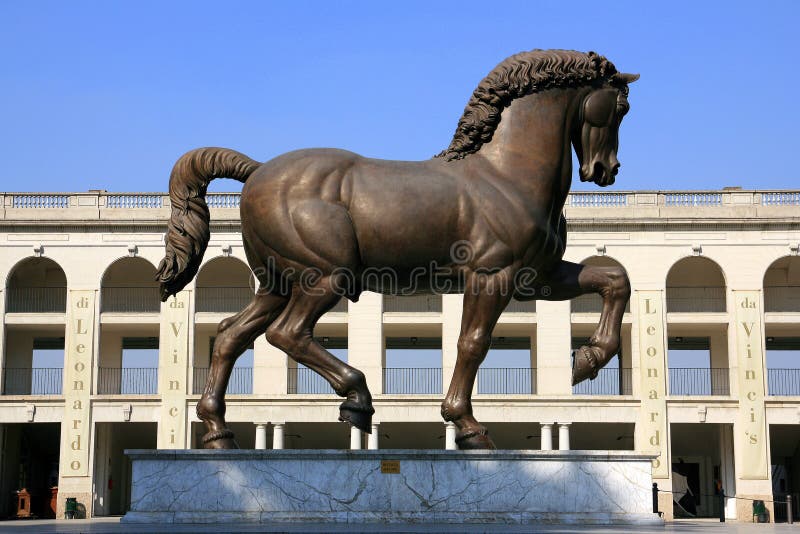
[[471, 88, 582, 211]]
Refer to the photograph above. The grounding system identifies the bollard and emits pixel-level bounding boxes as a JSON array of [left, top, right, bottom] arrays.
[[652, 483, 659, 515], [788, 494, 793, 525], [719, 488, 725, 523]]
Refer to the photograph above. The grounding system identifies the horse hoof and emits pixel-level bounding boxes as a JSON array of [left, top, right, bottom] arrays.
[[202, 429, 239, 449], [339, 402, 374, 433], [456, 431, 497, 450], [204, 437, 239, 449], [571, 346, 600, 386]]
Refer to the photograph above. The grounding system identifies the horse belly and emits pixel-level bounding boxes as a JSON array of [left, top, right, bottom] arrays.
[[348, 170, 463, 270], [523, 220, 566, 274]]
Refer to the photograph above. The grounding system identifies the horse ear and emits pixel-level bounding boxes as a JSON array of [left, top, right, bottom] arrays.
[[617, 72, 640, 84]]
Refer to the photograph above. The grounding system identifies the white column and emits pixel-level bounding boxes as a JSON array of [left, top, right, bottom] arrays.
[[558, 422, 571, 451], [0, 288, 5, 395], [255, 423, 268, 450], [540, 423, 553, 451], [272, 423, 285, 449], [719, 424, 736, 519], [368, 423, 379, 450], [445, 422, 457, 450], [350, 426, 363, 449]]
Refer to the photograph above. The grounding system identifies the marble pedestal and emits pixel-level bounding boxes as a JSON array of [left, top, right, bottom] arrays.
[[122, 449, 661, 525]]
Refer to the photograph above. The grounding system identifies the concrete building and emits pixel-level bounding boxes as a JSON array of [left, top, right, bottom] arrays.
[[0, 188, 798, 521]]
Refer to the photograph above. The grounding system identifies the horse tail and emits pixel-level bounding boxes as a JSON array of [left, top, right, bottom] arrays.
[[156, 147, 261, 301]]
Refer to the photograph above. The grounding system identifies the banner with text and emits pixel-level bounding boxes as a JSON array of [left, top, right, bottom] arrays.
[[61, 290, 95, 477], [158, 291, 190, 448], [734, 290, 769, 480], [636, 290, 670, 479]]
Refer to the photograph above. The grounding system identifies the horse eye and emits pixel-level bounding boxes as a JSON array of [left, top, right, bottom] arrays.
[[583, 90, 615, 127]]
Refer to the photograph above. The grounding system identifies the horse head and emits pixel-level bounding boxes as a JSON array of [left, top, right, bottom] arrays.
[[574, 72, 639, 187]]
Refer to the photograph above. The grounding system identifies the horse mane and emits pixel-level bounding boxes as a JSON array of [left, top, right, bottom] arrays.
[[436, 50, 625, 161]]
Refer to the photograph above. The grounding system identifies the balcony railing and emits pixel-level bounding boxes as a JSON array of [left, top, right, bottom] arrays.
[[287, 367, 336, 394], [477, 368, 535, 394], [669, 368, 730, 396], [664, 193, 722, 206], [6, 191, 800, 219], [101, 287, 161, 313], [767, 369, 800, 396], [97, 368, 158, 394], [762, 192, 800, 205], [11, 194, 69, 208], [572, 368, 632, 395], [569, 193, 628, 207], [666, 287, 726, 313], [384, 295, 441, 313], [2, 368, 63, 395], [105, 194, 162, 208], [196, 287, 253, 313], [6, 287, 67, 313], [383, 368, 442, 394], [192, 367, 253, 394], [571, 294, 631, 313], [206, 193, 241, 208], [504, 298, 536, 313], [764, 287, 800, 313]]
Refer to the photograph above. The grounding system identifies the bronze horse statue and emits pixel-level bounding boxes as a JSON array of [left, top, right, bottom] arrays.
[[157, 49, 637, 450]]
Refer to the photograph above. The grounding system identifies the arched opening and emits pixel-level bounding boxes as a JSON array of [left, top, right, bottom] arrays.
[[195, 257, 253, 313], [666, 257, 726, 313], [193, 257, 255, 396], [4, 258, 66, 396], [100, 257, 159, 313], [5, 257, 67, 313], [571, 256, 631, 314], [764, 256, 800, 312], [763, 256, 800, 397], [569, 257, 632, 396]]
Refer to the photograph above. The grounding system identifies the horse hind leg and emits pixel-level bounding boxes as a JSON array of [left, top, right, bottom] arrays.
[[197, 291, 287, 448], [266, 275, 374, 433]]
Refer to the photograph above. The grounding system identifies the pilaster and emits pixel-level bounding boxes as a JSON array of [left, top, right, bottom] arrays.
[[348, 292, 383, 394], [254, 336, 287, 394], [0, 288, 5, 392], [441, 294, 463, 393], [535, 300, 571, 395]]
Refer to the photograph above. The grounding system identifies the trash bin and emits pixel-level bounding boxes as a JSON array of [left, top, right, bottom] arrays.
[[64, 497, 77, 519], [753, 500, 768, 523]]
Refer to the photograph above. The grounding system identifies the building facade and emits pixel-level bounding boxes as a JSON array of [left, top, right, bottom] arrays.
[[0, 189, 798, 521]]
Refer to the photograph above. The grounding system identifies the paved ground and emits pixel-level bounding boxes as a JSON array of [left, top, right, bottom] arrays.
[[0, 518, 795, 534]]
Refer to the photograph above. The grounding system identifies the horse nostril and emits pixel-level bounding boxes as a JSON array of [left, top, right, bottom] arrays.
[[611, 163, 620, 176]]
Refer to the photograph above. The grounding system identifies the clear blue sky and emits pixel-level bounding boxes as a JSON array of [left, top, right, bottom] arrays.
[[1, 1, 797, 193]]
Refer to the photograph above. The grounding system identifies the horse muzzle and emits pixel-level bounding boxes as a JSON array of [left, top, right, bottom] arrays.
[[580, 160, 618, 187]]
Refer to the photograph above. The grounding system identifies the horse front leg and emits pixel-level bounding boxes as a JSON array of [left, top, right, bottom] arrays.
[[441, 270, 512, 450], [533, 260, 630, 385]]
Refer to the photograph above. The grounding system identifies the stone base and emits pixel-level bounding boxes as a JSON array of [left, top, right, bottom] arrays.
[[122, 449, 662, 525], [736, 494, 774, 523], [55, 491, 90, 519]]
